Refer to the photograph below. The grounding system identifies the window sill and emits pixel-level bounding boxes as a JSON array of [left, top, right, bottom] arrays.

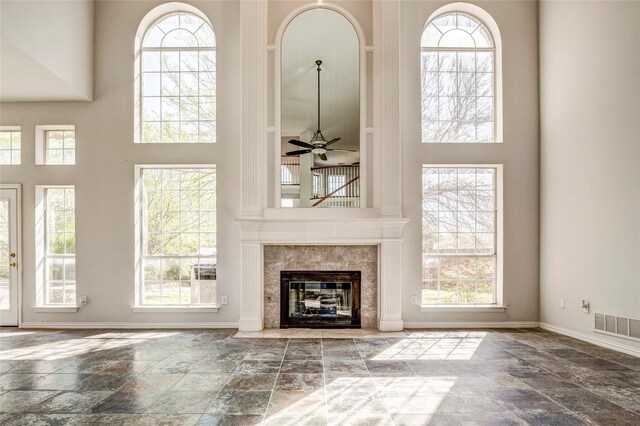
[[420, 305, 507, 313], [131, 305, 220, 313], [31, 305, 79, 313]]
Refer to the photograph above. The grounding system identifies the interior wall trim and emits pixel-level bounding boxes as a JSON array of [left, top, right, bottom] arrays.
[[20, 322, 239, 329], [403, 321, 539, 329], [540, 322, 640, 357]]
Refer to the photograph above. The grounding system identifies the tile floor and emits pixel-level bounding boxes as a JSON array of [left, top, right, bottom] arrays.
[[0, 328, 638, 425]]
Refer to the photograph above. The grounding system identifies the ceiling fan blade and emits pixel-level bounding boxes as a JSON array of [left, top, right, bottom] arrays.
[[285, 149, 311, 156], [318, 153, 328, 161], [324, 137, 341, 147], [326, 149, 357, 153], [288, 139, 314, 149]]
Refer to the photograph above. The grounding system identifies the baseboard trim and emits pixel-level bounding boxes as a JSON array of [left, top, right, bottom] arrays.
[[20, 322, 238, 329], [540, 322, 640, 357], [403, 321, 539, 329]]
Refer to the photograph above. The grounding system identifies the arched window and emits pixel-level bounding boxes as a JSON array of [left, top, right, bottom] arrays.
[[135, 10, 215, 143], [421, 10, 500, 143]]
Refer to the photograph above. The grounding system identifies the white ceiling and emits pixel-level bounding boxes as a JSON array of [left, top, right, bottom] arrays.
[[0, 0, 94, 102], [281, 8, 360, 164]]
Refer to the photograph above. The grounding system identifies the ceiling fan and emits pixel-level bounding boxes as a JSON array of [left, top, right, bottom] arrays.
[[285, 60, 357, 161]]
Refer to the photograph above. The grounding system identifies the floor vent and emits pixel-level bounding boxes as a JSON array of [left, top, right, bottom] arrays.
[[595, 313, 640, 342]]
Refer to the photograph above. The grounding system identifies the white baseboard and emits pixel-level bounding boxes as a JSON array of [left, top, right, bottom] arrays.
[[20, 322, 238, 329], [403, 321, 539, 329], [540, 322, 640, 358]]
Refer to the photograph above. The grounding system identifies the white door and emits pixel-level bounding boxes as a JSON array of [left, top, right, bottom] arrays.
[[0, 187, 20, 326]]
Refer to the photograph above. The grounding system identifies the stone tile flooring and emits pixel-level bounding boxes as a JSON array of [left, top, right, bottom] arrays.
[[0, 328, 638, 425]]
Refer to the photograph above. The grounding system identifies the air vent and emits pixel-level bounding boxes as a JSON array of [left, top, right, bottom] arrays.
[[595, 313, 605, 331], [630, 319, 640, 340], [595, 313, 640, 343], [616, 317, 629, 336]]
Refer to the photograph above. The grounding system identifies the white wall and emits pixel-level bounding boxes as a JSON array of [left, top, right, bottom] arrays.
[[0, 0, 94, 101], [0, 0, 242, 326], [539, 1, 640, 350], [401, 0, 540, 325], [0, 0, 542, 328]]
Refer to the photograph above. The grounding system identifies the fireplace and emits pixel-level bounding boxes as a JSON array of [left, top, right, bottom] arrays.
[[280, 271, 361, 328]]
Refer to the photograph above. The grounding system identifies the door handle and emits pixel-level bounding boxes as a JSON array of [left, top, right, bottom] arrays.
[[9, 262, 16, 267], [10, 253, 15, 258]]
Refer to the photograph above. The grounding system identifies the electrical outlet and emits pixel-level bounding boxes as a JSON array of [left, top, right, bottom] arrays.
[[80, 295, 87, 305], [410, 295, 418, 305], [580, 300, 590, 314], [560, 298, 565, 309], [221, 296, 228, 305]]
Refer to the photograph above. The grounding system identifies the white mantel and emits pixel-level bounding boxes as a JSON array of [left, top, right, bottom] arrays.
[[237, 0, 404, 332]]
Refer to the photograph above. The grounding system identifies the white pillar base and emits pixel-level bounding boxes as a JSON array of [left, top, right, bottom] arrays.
[[378, 319, 404, 332], [238, 318, 263, 332]]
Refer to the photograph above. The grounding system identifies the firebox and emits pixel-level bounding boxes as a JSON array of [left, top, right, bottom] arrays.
[[280, 271, 361, 328]]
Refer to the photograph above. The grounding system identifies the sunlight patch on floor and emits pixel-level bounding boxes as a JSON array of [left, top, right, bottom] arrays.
[[372, 333, 486, 361], [0, 338, 146, 360]]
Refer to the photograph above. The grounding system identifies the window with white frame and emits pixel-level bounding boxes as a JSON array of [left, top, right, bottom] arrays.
[[135, 11, 216, 143], [46, 130, 75, 165], [39, 187, 76, 305], [422, 166, 501, 304], [137, 166, 216, 305], [421, 12, 496, 142], [0, 127, 21, 165], [327, 174, 346, 196]]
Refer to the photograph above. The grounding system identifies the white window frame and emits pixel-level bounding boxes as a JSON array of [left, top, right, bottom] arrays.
[[134, 9, 216, 144], [0, 126, 22, 165], [35, 185, 77, 308], [421, 3, 503, 143], [420, 164, 504, 309], [35, 125, 76, 165], [133, 164, 219, 311]]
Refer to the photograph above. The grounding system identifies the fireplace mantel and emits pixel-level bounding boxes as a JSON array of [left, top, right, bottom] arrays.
[[235, 213, 408, 244], [235, 215, 408, 332]]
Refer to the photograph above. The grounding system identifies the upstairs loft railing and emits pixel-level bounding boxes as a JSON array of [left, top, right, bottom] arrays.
[[312, 165, 360, 208], [281, 155, 300, 185], [280, 157, 360, 207]]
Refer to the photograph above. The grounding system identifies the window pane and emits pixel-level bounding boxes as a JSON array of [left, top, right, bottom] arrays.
[[422, 167, 498, 304], [46, 129, 75, 165], [421, 12, 496, 143], [140, 168, 216, 306], [43, 187, 76, 305], [138, 12, 215, 143], [0, 130, 21, 165]]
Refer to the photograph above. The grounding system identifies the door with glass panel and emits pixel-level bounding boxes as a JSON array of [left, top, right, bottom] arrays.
[[0, 186, 20, 326]]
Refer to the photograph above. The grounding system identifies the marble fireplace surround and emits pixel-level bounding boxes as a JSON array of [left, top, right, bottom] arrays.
[[264, 245, 378, 329]]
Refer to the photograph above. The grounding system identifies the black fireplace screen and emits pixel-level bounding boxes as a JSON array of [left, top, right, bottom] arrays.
[[280, 271, 361, 328]]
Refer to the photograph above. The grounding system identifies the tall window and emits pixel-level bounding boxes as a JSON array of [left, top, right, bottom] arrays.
[[422, 166, 501, 304], [0, 127, 21, 165], [421, 12, 496, 142], [40, 187, 76, 305], [137, 166, 216, 305], [136, 11, 216, 143]]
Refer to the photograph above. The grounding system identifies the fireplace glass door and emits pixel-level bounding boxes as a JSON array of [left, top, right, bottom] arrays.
[[280, 271, 361, 328], [289, 282, 352, 324]]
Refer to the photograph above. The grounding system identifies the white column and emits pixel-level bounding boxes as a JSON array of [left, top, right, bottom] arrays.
[[373, 0, 402, 217], [240, 0, 267, 218], [379, 240, 404, 331], [238, 242, 264, 331], [238, 0, 267, 331], [374, 0, 404, 331]]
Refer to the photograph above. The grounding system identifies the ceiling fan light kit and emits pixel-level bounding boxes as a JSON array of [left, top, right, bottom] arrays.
[[285, 59, 356, 161]]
